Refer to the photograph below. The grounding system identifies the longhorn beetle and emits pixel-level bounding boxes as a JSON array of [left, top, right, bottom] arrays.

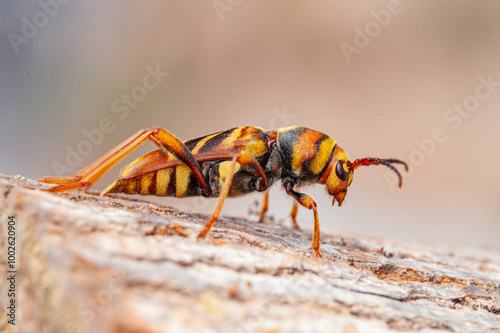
[[39, 126, 407, 257]]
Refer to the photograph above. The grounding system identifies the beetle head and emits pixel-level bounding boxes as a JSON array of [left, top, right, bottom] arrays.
[[318, 146, 352, 206], [319, 147, 408, 206]]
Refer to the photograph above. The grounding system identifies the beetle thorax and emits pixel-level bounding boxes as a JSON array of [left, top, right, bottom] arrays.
[[276, 126, 337, 182]]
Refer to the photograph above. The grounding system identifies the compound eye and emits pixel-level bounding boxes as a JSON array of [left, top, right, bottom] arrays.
[[335, 161, 350, 181]]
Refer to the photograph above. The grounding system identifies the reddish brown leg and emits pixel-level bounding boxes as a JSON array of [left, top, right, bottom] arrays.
[[197, 151, 270, 239], [257, 191, 269, 221], [284, 182, 322, 258], [39, 176, 81, 184], [39, 127, 210, 195], [289, 201, 300, 229], [197, 154, 238, 239]]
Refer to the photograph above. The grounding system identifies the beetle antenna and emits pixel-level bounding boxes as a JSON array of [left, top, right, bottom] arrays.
[[346, 158, 408, 188]]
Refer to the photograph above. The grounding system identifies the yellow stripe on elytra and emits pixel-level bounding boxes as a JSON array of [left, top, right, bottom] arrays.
[[191, 132, 221, 154], [221, 127, 268, 158], [176, 165, 191, 197], [156, 168, 172, 196], [140, 173, 154, 195], [245, 139, 267, 158], [309, 137, 336, 175], [218, 161, 240, 187], [221, 127, 244, 147]]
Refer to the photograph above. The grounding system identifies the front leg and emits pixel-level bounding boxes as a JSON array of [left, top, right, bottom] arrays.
[[284, 181, 322, 258]]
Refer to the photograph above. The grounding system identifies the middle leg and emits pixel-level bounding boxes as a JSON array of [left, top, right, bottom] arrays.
[[197, 151, 269, 239], [257, 190, 269, 221], [289, 201, 300, 229]]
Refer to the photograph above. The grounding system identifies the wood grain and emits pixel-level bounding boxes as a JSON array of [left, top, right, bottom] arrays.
[[0, 174, 499, 332]]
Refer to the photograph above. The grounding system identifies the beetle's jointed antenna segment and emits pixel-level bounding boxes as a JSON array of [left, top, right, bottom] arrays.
[[347, 158, 409, 188]]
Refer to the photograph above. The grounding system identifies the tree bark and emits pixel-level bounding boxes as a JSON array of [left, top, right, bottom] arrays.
[[0, 174, 499, 333]]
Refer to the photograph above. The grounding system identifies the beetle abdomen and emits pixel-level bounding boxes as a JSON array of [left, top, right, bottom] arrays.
[[103, 165, 201, 197], [277, 126, 336, 181], [103, 161, 259, 198]]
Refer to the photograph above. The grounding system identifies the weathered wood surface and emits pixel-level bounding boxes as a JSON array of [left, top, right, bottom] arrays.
[[0, 174, 499, 333]]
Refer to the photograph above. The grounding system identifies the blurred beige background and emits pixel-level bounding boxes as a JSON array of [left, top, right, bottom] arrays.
[[1, 1, 499, 247]]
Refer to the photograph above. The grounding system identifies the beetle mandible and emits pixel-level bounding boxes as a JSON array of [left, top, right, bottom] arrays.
[[39, 126, 407, 258]]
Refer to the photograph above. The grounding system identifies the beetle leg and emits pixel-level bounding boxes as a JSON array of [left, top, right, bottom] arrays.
[[289, 201, 301, 229], [39, 176, 81, 184], [197, 151, 270, 238], [197, 153, 238, 239], [39, 127, 210, 195], [284, 182, 322, 258], [39, 129, 152, 191], [257, 190, 269, 221]]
